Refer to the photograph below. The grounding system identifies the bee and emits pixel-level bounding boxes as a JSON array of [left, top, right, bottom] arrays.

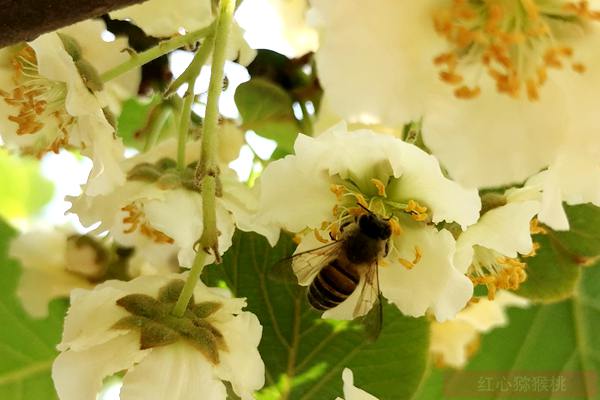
[[273, 206, 392, 340]]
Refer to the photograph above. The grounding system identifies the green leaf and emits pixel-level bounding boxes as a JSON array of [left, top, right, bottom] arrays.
[[415, 265, 600, 400], [235, 78, 299, 154], [0, 150, 54, 221], [203, 231, 430, 400], [117, 96, 160, 149], [516, 204, 600, 302], [0, 220, 67, 399], [516, 234, 581, 302]]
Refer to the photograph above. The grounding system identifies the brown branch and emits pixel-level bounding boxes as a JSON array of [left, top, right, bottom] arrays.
[[0, 0, 150, 48]]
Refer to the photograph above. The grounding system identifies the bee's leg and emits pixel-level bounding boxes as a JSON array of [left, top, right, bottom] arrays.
[[340, 221, 351, 232], [384, 241, 390, 257]]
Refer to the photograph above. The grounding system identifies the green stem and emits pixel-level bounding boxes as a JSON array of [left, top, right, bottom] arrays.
[[100, 23, 214, 83], [298, 101, 314, 136], [143, 106, 172, 152], [172, 0, 235, 317], [176, 35, 215, 170], [172, 251, 207, 317], [196, 0, 236, 254]]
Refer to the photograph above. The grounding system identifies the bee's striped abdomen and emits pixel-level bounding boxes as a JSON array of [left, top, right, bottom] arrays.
[[307, 258, 360, 311]]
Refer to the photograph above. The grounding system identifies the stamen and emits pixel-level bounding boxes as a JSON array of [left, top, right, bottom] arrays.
[[405, 199, 428, 222], [313, 229, 329, 244], [389, 218, 403, 236], [398, 246, 423, 270], [330, 184, 346, 199], [530, 218, 548, 235], [432, 0, 596, 101], [121, 203, 175, 244], [370, 178, 387, 197]]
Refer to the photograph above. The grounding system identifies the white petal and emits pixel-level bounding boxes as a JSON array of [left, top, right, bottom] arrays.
[[340, 368, 379, 400], [429, 320, 477, 369], [456, 291, 529, 332], [215, 313, 265, 400], [258, 154, 335, 244], [454, 200, 540, 273], [120, 343, 226, 400], [52, 333, 149, 400], [379, 225, 472, 320], [59, 286, 130, 351], [109, 0, 214, 37]]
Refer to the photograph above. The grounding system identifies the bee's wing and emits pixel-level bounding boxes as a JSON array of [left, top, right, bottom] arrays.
[[269, 241, 342, 285], [354, 262, 383, 342]]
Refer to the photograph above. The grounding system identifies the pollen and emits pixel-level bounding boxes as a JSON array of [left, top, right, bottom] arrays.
[[432, 0, 596, 101], [389, 218, 403, 236], [121, 203, 175, 244], [330, 184, 346, 199], [370, 178, 387, 197], [398, 246, 422, 270], [0, 45, 74, 151], [405, 199, 428, 222], [530, 218, 548, 235]]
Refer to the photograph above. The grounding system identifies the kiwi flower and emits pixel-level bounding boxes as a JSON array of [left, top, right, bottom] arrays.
[[257, 122, 481, 321], [52, 274, 264, 400], [310, 0, 600, 191]]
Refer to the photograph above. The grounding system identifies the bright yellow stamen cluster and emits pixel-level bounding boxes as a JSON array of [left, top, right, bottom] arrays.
[[121, 203, 175, 244], [405, 199, 429, 222], [471, 257, 527, 300], [0, 46, 73, 154], [432, 0, 595, 101]]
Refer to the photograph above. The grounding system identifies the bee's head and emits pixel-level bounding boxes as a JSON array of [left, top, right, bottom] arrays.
[[358, 213, 392, 240]]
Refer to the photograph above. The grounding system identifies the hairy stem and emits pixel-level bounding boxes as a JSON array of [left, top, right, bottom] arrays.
[[172, 251, 207, 317], [100, 23, 214, 83], [172, 0, 235, 317], [176, 34, 215, 170], [195, 0, 236, 258]]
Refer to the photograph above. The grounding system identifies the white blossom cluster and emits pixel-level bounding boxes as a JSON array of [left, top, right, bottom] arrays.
[[1, 0, 599, 399]]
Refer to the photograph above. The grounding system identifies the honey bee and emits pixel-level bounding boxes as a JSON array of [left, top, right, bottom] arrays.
[[274, 207, 392, 340]]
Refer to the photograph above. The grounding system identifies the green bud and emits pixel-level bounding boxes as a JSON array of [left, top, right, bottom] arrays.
[[57, 33, 82, 61], [75, 59, 104, 92], [156, 157, 178, 171], [127, 163, 162, 182]]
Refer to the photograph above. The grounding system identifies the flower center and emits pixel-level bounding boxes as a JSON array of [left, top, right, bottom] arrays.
[[122, 202, 175, 244], [0, 46, 74, 146], [432, 0, 598, 100], [468, 246, 528, 299]]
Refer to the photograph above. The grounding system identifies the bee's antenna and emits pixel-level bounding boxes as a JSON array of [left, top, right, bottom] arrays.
[[357, 203, 373, 214]]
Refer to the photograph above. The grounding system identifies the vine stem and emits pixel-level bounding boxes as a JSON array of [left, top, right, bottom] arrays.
[[172, 251, 207, 317], [172, 0, 236, 318], [100, 23, 214, 83], [176, 34, 215, 170]]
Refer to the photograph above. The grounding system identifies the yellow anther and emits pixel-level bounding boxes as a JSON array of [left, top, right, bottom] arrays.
[[371, 178, 387, 197], [354, 193, 369, 208], [530, 218, 548, 235], [348, 207, 365, 217], [389, 218, 403, 236], [523, 242, 541, 258], [405, 200, 429, 222], [413, 246, 423, 265], [398, 258, 415, 270], [330, 184, 346, 199], [292, 234, 303, 245], [329, 224, 341, 240], [313, 229, 329, 244]]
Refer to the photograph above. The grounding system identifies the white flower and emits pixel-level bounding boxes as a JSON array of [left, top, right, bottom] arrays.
[[8, 228, 103, 317], [0, 19, 141, 195], [109, 0, 214, 38], [258, 122, 481, 320], [110, 0, 256, 65], [52, 274, 264, 400], [335, 368, 378, 400], [455, 187, 541, 299], [310, 0, 600, 189], [430, 291, 529, 368], [70, 138, 262, 268], [236, 0, 318, 57]]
